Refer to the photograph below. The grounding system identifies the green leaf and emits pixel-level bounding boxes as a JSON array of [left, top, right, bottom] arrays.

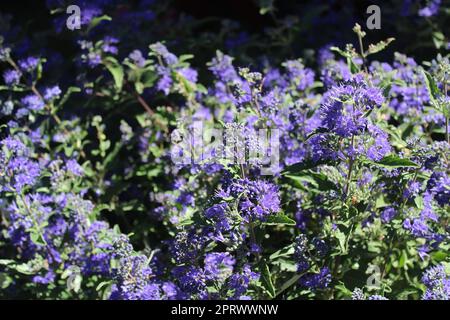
[[87, 15, 112, 33], [15, 263, 35, 275], [140, 70, 158, 87], [284, 170, 336, 192], [177, 219, 194, 227], [259, 261, 276, 298], [0, 85, 27, 92], [178, 54, 194, 62], [374, 155, 419, 168], [104, 57, 124, 91], [0, 272, 13, 289], [365, 38, 395, 56], [347, 56, 360, 74], [282, 158, 333, 175], [269, 244, 295, 261], [431, 251, 448, 262], [432, 31, 445, 49], [29, 231, 47, 246], [96, 280, 112, 292], [335, 230, 347, 253], [103, 142, 122, 169], [264, 214, 296, 226], [421, 69, 440, 105], [275, 273, 303, 297], [330, 46, 349, 58], [335, 282, 353, 297], [0, 259, 15, 266], [58, 86, 81, 107]]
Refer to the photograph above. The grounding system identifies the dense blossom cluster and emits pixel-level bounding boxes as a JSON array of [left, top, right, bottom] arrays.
[[0, 0, 449, 300]]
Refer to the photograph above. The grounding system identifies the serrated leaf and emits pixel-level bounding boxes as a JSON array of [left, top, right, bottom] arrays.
[[365, 38, 395, 56]]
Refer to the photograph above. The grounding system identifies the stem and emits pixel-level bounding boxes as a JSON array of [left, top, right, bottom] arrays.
[[240, 163, 246, 179], [134, 92, 154, 116], [446, 117, 449, 145], [249, 221, 260, 261], [133, 91, 168, 133], [357, 34, 368, 73], [343, 135, 355, 198], [275, 271, 308, 298], [445, 79, 449, 144]]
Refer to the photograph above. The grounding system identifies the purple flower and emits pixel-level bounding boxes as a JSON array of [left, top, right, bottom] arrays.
[[418, 0, 441, 17], [381, 207, 397, 223], [208, 52, 238, 83], [18, 57, 39, 72], [320, 77, 384, 138], [366, 124, 392, 161], [204, 252, 235, 282], [294, 234, 310, 272], [422, 264, 450, 300], [3, 69, 21, 86], [44, 86, 61, 101], [427, 172, 450, 207], [227, 264, 259, 300], [229, 179, 281, 221], [162, 282, 178, 299], [179, 67, 198, 83], [32, 270, 55, 284], [21, 94, 45, 111], [283, 59, 315, 91], [205, 203, 231, 233], [172, 266, 207, 298], [129, 50, 146, 67], [101, 37, 119, 55], [66, 159, 84, 176], [7, 157, 41, 192], [80, 7, 103, 26], [156, 66, 172, 94], [150, 42, 178, 66], [299, 267, 331, 290]]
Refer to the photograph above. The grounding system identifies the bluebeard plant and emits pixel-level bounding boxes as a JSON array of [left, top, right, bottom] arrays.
[[0, 0, 449, 301]]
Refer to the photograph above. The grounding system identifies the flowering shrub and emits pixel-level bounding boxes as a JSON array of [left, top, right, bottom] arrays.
[[0, 0, 449, 300]]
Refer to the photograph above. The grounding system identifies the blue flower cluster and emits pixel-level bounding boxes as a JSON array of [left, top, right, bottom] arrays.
[[0, 0, 449, 300]]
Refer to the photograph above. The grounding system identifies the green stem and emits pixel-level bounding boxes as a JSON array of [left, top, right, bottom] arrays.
[[357, 34, 368, 73], [445, 80, 449, 144], [343, 135, 355, 199]]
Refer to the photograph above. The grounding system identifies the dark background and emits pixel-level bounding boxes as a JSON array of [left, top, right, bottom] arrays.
[[0, 0, 446, 65]]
